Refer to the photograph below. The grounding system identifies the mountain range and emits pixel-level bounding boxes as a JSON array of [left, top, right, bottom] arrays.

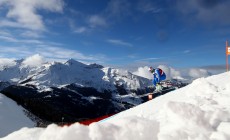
[[0, 58, 186, 126]]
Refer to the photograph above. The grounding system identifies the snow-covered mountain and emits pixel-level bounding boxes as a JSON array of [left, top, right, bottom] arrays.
[[0, 58, 151, 91], [1, 71, 230, 140], [0, 58, 161, 129], [0, 58, 187, 137]]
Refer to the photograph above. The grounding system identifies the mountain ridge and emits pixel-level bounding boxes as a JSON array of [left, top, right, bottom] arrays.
[[0, 58, 188, 128], [0, 58, 158, 125]]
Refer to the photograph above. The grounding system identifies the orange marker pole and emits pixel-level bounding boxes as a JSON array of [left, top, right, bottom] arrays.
[[226, 40, 229, 72], [148, 94, 153, 100]]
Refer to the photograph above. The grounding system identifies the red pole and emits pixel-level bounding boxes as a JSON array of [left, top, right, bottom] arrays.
[[227, 54, 229, 72]]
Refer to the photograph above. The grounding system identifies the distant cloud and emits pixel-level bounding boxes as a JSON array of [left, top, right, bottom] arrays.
[[0, 20, 26, 29], [22, 54, 45, 67], [88, 15, 107, 28], [137, 0, 162, 14], [68, 19, 88, 34], [199, 65, 225, 74], [135, 0, 230, 30], [136, 57, 161, 61], [0, 29, 107, 63], [0, 36, 18, 43], [35, 46, 95, 61], [0, 46, 33, 57], [200, 65, 225, 71], [105, 0, 131, 19], [133, 65, 183, 80], [0, 35, 43, 44], [0, 0, 64, 31], [70, 0, 131, 34], [133, 65, 211, 82], [188, 68, 210, 79], [127, 54, 138, 59], [107, 39, 133, 47], [74, 27, 88, 34], [0, 58, 16, 70], [70, 14, 107, 34], [175, 0, 230, 26], [0, 31, 60, 46], [133, 66, 152, 79], [0, 45, 107, 64], [20, 31, 43, 38], [183, 50, 191, 54], [0, 30, 12, 37]]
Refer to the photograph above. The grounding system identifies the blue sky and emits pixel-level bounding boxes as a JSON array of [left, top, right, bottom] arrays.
[[0, 0, 230, 70]]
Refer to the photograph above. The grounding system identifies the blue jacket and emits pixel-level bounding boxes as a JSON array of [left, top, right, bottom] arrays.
[[152, 68, 166, 86]]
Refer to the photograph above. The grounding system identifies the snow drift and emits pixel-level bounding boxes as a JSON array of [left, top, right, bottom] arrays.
[[1, 72, 230, 140]]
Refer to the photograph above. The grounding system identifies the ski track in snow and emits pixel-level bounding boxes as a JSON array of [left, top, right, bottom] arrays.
[[1, 72, 230, 140]]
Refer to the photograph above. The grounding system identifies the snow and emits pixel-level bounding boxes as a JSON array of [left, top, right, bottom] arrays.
[[0, 56, 214, 94], [1, 72, 230, 140], [0, 93, 34, 138], [0, 57, 151, 93]]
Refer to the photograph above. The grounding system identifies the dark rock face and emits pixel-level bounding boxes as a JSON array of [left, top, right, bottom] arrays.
[[0, 82, 11, 90], [1, 84, 127, 123], [0, 59, 190, 127], [1, 77, 187, 126]]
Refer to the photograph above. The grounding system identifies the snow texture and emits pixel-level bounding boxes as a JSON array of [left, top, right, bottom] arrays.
[[1, 72, 230, 140], [0, 93, 34, 138]]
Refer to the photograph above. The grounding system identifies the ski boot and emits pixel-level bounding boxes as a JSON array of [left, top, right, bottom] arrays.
[[155, 83, 163, 92]]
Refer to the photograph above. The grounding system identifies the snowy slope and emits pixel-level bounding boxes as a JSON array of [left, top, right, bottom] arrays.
[[0, 93, 34, 138], [1, 72, 230, 140]]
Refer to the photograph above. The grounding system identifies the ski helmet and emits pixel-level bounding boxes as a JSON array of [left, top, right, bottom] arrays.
[[148, 67, 154, 73]]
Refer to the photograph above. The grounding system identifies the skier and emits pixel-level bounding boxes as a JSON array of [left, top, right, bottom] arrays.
[[148, 66, 166, 91]]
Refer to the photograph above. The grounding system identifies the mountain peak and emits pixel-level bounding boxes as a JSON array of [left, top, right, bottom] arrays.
[[14, 59, 24, 64], [65, 58, 85, 66]]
